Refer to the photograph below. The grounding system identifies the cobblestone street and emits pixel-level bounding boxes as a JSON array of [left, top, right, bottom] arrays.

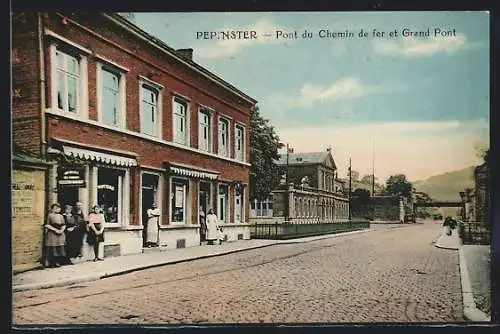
[[13, 221, 465, 324]]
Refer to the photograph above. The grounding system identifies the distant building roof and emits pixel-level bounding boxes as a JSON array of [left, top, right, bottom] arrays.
[[276, 151, 335, 167]]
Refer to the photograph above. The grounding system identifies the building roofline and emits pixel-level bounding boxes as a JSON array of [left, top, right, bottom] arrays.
[[102, 13, 258, 106]]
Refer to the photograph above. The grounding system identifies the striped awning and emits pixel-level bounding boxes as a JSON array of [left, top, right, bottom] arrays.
[[170, 166, 218, 180], [62, 146, 137, 167]]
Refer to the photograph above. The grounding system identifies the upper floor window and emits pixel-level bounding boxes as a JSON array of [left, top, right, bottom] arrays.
[[102, 69, 120, 126], [50, 43, 88, 117], [56, 51, 80, 113], [97, 63, 126, 128], [198, 109, 211, 152], [173, 97, 189, 145], [139, 78, 163, 138], [235, 125, 245, 161], [218, 118, 230, 157]]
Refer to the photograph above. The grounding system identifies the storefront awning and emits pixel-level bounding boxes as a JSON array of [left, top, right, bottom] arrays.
[[170, 166, 218, 180], [62, 146, 138, 167]]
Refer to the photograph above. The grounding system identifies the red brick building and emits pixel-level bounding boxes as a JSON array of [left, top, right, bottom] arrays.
[[12, 12, 256, 257]]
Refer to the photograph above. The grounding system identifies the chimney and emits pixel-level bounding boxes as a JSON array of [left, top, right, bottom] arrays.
[[176, 48, 194, 61]]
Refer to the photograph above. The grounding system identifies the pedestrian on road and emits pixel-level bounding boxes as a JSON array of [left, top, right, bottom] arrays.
[[443, 217, 452, 236], [205, 208, 219, 245], [44, 203, 67, 268], [87, 205, 105, 261], [146, 203, 161, 247]]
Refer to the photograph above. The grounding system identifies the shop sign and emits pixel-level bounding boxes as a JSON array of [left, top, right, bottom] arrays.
[[58, 165, 86, 188]]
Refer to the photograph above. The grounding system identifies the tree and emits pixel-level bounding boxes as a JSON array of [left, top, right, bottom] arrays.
[[249, 107, 284, 201], [384, 174, 413, 197], [473, 140, 489, 160], [349, 169, 360, 182], [352, 188, 371, 198], [351, 188, 371, 219], [360, 174, 377, 184], [413, 191, 434, 218]]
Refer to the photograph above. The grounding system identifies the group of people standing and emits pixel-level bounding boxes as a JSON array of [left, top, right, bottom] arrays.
[[199, 208, 224, 245], [44, 202, 105, 268]]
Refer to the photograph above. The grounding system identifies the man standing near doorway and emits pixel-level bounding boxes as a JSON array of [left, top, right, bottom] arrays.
[[146, 203, 161, 247]]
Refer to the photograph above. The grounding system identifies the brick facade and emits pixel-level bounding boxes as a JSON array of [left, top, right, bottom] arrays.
[[12, 12, 256, 256]]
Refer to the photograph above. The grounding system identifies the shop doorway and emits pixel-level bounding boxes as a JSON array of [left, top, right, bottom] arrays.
[[58, 186, 79, 208], [142, 173, 159, 247], [218, 184, 228, 223]]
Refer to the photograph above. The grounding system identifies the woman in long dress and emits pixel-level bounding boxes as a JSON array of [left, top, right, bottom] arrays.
[[87, 205, 105, 261], [146, 203, 161, 247], [205, 208, 219, 245], [61, 204, 78, 264], [44, 203, 67, 268]]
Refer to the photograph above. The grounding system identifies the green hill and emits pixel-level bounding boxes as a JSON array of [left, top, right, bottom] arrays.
[[413, 166, 475, 201]]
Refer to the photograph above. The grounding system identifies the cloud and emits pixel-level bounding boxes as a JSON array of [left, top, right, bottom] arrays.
[[371, 33, 480, 58], [277, 119, 488, 182], [265, 77, 408, 112], [196, 19, 290, 60]]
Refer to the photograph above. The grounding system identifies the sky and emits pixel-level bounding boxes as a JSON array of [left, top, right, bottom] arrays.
[[131, 11, 489, 183]]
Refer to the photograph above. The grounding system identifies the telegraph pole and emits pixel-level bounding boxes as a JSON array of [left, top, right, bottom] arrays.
[[372, 140, 375, 196], [348, 158, 352, 221]]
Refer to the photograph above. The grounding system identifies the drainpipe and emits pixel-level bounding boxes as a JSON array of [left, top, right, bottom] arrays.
[[38, 12, 47, 158], [38, 12, 48, 267]]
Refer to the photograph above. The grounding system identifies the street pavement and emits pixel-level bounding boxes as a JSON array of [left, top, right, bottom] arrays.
[[12, 221, 467, 324]]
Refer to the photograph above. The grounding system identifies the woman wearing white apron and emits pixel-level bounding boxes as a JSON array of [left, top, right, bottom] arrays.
[[146, 203, 161, 247], [206, 208, 220, 245]]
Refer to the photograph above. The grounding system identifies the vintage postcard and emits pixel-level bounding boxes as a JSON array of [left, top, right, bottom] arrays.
[[11, 11, 491, 325]]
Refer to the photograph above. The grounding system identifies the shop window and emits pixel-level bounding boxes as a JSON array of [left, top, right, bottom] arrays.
[[97, 167, 123, 224], [171, 178, 188, 224]]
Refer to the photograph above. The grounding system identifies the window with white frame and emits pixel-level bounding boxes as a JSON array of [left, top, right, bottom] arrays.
[[218, 184, 229, 223], [234, 184, 244, 223], [99, 65, 126, 128], [50, 44, 88, 116], [218, 118, 229, 157], [235, 125, 245, 161], [97, 167, 125, 224], [173, 97, 188, 145], [56, 50, 80, 113], [171, 178, 188, 224], [140, 83, 162, 137], [198, 109, 211, 152]]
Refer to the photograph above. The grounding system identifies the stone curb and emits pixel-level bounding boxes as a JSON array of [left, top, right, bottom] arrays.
[[458, 247, 491, 322], [12, 224, 408, 292]]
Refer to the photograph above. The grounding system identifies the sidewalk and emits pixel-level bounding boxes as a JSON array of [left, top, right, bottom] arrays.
[[434, 229, 491, 322], [13, 228, 374, 292], [459, 245, 491, 322]]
